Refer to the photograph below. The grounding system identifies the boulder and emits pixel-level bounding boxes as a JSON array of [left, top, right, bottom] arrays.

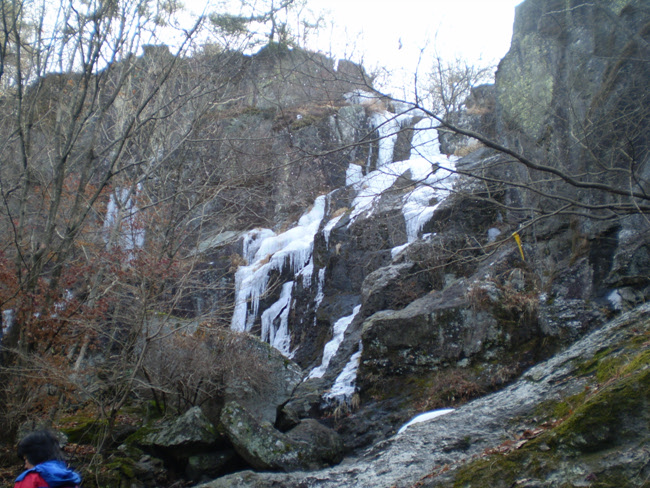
[[359, 274, 538, 377], [140, 406, 221, 450], [220, 401, 343, 471], [221, 333, 304, 425], [361, 261, 431, 317], [131, 407, 242, 482], [275, 377, 326, 431], [285, 419, 344, 466]]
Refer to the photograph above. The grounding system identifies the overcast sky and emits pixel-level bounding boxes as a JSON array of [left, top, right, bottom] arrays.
[[304, 0, 523, 96], [183, 0, 524, 96], [306, 0, 522, 67]]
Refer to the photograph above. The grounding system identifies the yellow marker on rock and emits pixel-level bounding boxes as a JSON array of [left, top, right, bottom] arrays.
[[513, 231, 525, 261]]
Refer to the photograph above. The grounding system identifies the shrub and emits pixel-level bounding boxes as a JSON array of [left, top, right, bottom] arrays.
[[139, 327, 269, 415]]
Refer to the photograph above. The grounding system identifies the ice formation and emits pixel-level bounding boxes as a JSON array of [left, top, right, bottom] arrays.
[[231, 196, 326, 333], [397, 408, 455, 434], [229, 106, 456, 405], [104, 185, 145, 251], [308, 305, 361, 379], [324, 342, 363, 403], [261, 281, 294, 356]]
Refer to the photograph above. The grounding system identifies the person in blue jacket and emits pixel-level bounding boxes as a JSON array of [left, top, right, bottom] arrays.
[[14, 430, 81, 488]]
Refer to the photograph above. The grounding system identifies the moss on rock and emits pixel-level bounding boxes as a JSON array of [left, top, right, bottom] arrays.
[[450, 344, 650, 487]]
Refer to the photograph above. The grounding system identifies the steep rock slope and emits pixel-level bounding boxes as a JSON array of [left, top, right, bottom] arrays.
[[199, 303, 650, 487]]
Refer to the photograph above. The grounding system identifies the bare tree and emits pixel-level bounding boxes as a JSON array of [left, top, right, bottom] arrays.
[[0, 0, 285, 442]]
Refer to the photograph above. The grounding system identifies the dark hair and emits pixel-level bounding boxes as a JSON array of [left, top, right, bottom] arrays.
[[17, 430, 65, 466]]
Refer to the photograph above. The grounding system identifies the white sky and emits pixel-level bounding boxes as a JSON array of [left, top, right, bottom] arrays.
[[183, 0, 524, 95], [306, 1, 522, 69], [304, 0, 523, 96]]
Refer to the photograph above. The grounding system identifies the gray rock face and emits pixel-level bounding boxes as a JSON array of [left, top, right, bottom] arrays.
[[494, 0, 650, 222], [355, 236, 548, 387], [141, 406, 221, 449], [220, 401, 343, 472], [191, 0, 650, 481], [360, 261, 431, 318]]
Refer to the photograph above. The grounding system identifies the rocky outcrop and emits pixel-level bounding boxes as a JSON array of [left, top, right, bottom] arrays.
[[259, 0, 650, 464], [132, 407, 235, 483], [493, 0, 650, 228], [220, 332, 303, 425], [220, 401, 343, 471], [195, 303, 650, 487], [241, 46, 371, 111], [173, 0, 650, 483], [140, 407, 221, 450]]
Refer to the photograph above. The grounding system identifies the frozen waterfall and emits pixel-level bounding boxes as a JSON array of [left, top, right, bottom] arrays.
[[231, 195, 326, 334], [308, 305, 361, 379], [229, 108, 455, 402]]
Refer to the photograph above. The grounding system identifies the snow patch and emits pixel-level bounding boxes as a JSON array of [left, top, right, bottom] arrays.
[[397, 409, 455, 434], [344, 89, 379, 106], [323, 213, 344, 247], [488, 227, 502, 242], [608, 290, 623, 310], [391, 242, 409, 259]]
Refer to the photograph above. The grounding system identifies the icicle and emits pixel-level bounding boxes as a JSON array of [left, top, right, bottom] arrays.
[[300, 258, 314, 288], [371, 112, 400, 169], [261, 281, 294, 356], [231, 261, 272, 332], [324, 341, 363, 404], [308, 305, 361, 379], [230, 196, 327, 337], [322, 214, 343, 247], [104, 185, 145, 252], [313, 268, 326, 326]]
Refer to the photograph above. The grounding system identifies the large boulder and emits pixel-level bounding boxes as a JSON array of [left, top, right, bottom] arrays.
[[221, 332, 304, 425], [284, 419, 344, 466], [357, 246, 547, 398], [135, 406, 236, 482], [220, 401, 343, 471], [140, 406, 222, 450]]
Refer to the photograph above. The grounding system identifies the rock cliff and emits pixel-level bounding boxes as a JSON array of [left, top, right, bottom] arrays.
[[185, 0, 650, 485]]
